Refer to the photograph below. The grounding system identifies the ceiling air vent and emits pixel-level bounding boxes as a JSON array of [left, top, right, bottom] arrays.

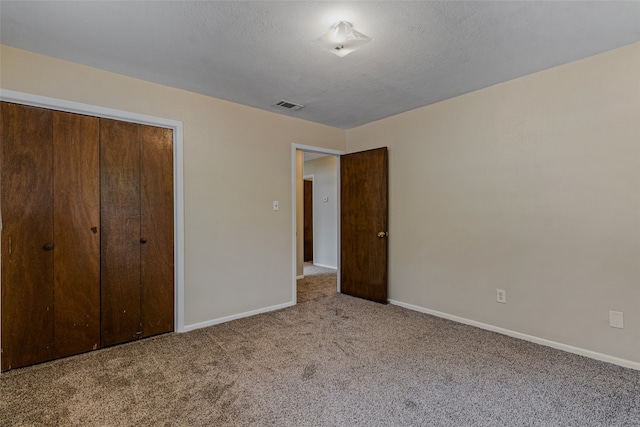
[[273, 99, 304, 111]]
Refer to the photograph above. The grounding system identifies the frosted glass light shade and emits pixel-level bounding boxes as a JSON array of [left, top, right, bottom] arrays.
[[314, 21, 372, 57]]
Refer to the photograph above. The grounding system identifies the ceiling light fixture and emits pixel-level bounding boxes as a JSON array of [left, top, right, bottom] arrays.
[[314, 21, 372, 57]]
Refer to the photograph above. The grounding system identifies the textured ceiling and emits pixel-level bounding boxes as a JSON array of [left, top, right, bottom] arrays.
[[1, 1, 639, 129]]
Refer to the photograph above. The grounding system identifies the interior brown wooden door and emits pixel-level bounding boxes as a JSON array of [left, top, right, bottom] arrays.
[[1, 104, 174, 370], [340, 147, 388, 303], [303, 179, 313, 262], [53, 111, 101, 358], [100, 119, 142, 347], [101, 119, 174, 347], [1, 103, 55, 371], [140, 124, 174, 338]]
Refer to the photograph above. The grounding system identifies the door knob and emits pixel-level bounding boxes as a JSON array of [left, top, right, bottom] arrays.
[[43, 242, 54, 251], [140, 238, 147, 244], [377, 231, 388, 238]]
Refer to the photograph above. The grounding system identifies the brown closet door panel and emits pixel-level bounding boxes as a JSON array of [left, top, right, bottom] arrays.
[[140, 125, 174, 337], [100, 119, 142, 347], [303, 180, 313, 262], [1, 102, 54, 371], [53, 111, 101, 358]]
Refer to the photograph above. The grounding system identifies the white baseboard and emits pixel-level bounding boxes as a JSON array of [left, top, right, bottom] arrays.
[[313, 263, 337, 270], [183, 301, 295, 332], [296, 275, 304, 280], [388, 299, 640, 371]]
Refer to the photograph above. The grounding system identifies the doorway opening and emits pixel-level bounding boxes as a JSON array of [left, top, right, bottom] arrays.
[[291, 144, 343, 304]]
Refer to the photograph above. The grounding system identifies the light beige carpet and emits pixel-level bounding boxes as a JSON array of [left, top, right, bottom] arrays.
[[297, 262, 337, 303], [1, 272, 639, 426]]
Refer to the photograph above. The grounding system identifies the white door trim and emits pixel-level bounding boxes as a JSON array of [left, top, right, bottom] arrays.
[[292, 144, 344, 302], [0, 89, 186, 333]]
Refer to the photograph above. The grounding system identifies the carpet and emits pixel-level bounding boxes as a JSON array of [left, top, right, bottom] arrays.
[[1, 271, 638, 426], [297, 262, 337, 303]]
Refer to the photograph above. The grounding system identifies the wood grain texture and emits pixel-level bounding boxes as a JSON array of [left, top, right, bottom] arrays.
[[100, 119, 142, 347], [140, 125, 174, 337], [304, 180, 313, 262], [1, 102, 55, 371], [340, 147, 388, 304], [53, 111, 101, 358]]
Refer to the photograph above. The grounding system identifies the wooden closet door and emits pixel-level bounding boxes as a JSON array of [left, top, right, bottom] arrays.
[[140, 125, 174, 337], [1, 103, 54, 371], [100, 119, 142, 347], [304, 179, 313, 262], [53, 111, 100, 358]]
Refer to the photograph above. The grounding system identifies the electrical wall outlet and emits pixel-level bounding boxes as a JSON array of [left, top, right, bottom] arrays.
[[609, 311, 624, 329], [496, 289, 506, 304]]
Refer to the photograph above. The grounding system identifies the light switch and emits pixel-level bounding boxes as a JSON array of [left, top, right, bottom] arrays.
[[609, 311, 624, 329], [273, 201, 279, 211]]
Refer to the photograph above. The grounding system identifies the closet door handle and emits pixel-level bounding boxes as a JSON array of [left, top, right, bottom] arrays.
[[43, 242, 54, 251], [140, 238, 147, 244]]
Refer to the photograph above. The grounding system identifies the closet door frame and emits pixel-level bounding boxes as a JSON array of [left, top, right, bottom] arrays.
[[0, 89, 186, 334]]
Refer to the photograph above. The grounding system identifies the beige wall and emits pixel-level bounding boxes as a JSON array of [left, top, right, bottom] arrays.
[[0, 45, 346, 326], [347, 43, 640, 363]]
